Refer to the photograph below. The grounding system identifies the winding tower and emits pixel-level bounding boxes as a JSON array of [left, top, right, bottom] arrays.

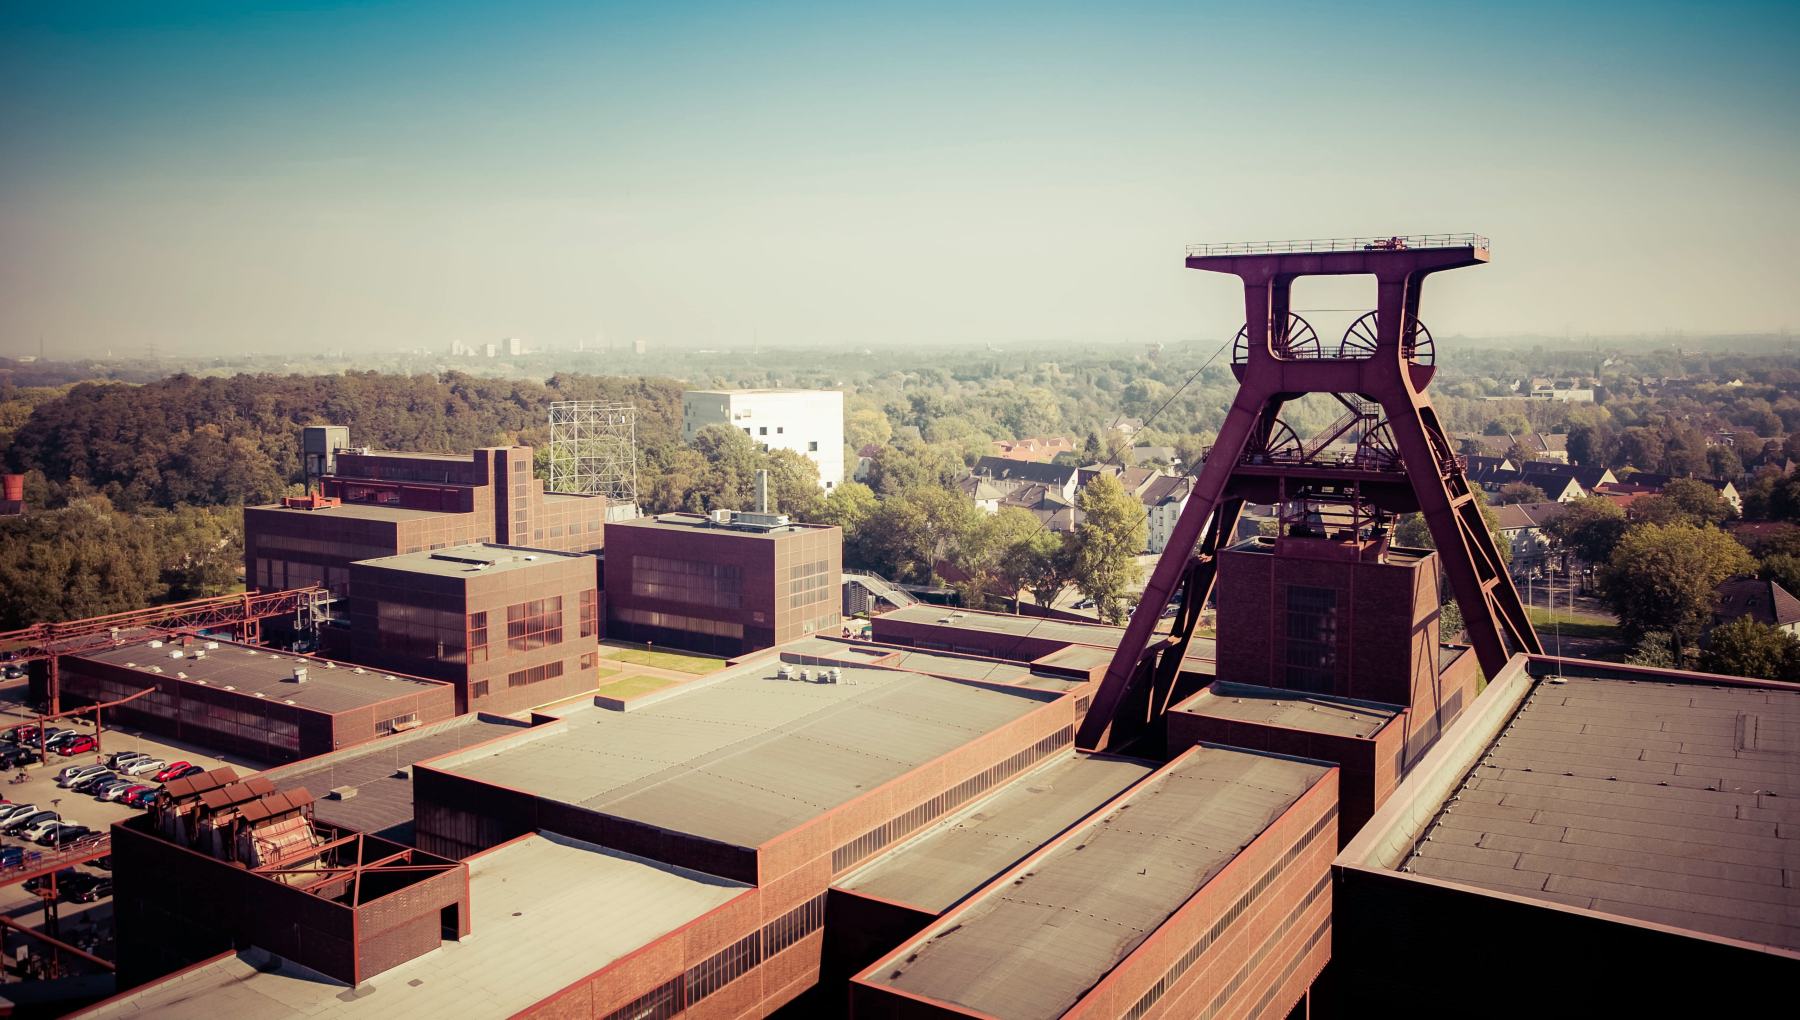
[[1078, 234, 1541, 751]]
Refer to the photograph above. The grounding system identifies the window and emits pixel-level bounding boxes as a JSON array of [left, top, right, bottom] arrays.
[[807, 441, 819, 452], [580, 651, 597, 670], [506, 660, 565, 689], [470, 680, 490, 700], [630, 555, 742, 608], [505, 597, 564, 652], [759, 426, 768, 435], [579, 588, 598, 638], [468, 612, 489, 664], [1284, 585, 1338, 692]]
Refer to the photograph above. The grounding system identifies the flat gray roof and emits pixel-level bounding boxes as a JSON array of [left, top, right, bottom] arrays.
[[78, 832, 746, 1019], [609, 513, 832, 538], [354, 543, 589, 578], [1176, 682, 1402, 739], [772, 637, 1089, 694], [247, 502, 443, 522], [837, 752, 1155, 913], [880, 604, 1217, 666], [862, 747, 1329, 1018], [75, 641, 446, 714], [433, 659, 1058, 848], [265, 715, 533, 839], [1404, 676, 1800, 951]]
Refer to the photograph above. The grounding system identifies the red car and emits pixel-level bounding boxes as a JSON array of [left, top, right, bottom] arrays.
[[122, 786, 154, 808], [55, 736, 95, 756], [153, 761, 191, 783]]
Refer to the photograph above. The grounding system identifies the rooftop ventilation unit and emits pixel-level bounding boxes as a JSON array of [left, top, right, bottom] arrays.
[[708, 509, 734, 525], [222, 685, 235, 691], [169, 650, 184, 660], [192, 651, 206, 660], [284, 700, 296, 705], [253, 692, 265, 698], [148, 640, 163, 649], [175, 672, 188, 680], [777, 665, 793, 680], [204, 642, 219, 650], [352, 668, 365, 674], [196, 679, 208, 685], [323, 661, 335, 669], [125, 662, 137, 668], [289, 668, 308, 684], [149, 666, 164, 674]]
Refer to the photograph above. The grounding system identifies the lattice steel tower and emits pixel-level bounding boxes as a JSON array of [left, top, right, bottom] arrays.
[[548, 400, 638, 506], [1077, 234, 1542, 751]]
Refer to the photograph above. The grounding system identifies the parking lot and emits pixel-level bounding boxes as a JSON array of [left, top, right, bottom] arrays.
[[0, 684, 269, 981]]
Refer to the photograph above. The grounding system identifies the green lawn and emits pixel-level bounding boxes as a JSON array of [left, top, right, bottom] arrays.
[[593, 674, 679, 700], [1526, 606, 1621, 640], [600, 643, 729, 675]]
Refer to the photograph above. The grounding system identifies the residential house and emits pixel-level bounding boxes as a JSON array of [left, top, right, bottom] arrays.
[[971, 457, 1081, 503], [1140, 475, 1194, 554], [1711, 576, 1800, 638], [989, 436, 1076, 463], [1488, 501, 1568, 575]]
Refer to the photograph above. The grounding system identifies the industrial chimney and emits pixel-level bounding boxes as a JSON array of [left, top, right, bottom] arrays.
[[755, 469, 770, 513]]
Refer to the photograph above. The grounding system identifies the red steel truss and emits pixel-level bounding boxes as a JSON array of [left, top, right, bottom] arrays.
[[1077, 236, 1540, 751], [0, 587, 329, 716]]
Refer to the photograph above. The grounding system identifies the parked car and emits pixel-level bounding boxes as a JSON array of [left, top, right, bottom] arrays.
[[71, 772, 118, 794], [68, 878, 112, 903], [0, 664, 24, 680], [0, 747, 37, 768], [0, 845, 26, 869], [59, 764, 110, 787], [5, 725, 38, 743], [135, 790, 164, 809], [166, 764, 205, 781], [120, 758, 166, 777], [106, 751, 150, 770], [122, 786, 155, 808], [22, 817, 65, 842], [96, 780, 137, 801], [55, 735, 97, 756], [23, 867, 77, 893], [92, 854, 111, 871], [45, 824, 93, 847], [38, 728, 76, 746], [3, 810, 57, 836], [0, 803, 38, 825], [153, 761, 192, 783]]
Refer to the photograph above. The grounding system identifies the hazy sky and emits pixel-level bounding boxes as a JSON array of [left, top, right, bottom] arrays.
[[3, 1, 1798, 355]]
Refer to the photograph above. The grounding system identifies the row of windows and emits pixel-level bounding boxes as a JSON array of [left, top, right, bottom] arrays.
[[797, 611, 841, 635], [786, 559, 829, 581], [614, 607, 745, 640], [831, 727, 1074, 873], [506, 660, 565, 690], [1195, 893, 1331, 1020], [631, 555, 743, 609], [1122, 806, 1337, 1020], [506, 597, 564, 652], [600, 893, 829, 1020]]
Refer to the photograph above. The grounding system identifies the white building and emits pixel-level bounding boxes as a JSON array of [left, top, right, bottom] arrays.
[[682, 388, 845, 489], [506, 337, 524, 356]]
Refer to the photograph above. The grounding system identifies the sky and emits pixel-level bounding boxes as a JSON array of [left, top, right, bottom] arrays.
[[2, 0, 1798, 356]]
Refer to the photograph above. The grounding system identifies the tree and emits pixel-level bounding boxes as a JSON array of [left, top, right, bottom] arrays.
[[1699, 618, 1800, 682], [1633, 478, 1731, 528], [1566, 422, 1617, 467], [1495, 482, 1549, 505], [1704, 445, 1742, 481], [844, 407, 892, 452], [1544, 496, 1627, 564], [1759, 554, 1800, 599], [863, 440, 963, 496], [1394, 513, 1433, 549], [1601, 523, 1754, 666], [1070, 474, 1147, 624], [761, 449, 824, 519], [946, 506, 1041, 609], [819, 481, 878, 535], [0, 496, 167, 628], [685, 424, 764, 512], [1018, 530, 1075, 609]]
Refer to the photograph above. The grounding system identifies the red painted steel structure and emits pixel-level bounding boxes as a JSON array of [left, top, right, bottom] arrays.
[[0, 587, 328, 719], [1078, 234, 1540, 751]]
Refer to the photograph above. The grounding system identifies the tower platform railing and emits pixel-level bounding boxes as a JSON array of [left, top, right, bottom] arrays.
[[1186, 233, 1490, 257]]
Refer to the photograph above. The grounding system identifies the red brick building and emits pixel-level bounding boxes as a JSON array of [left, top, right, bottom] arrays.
[[603, 511, 842, 657], [58, 636, 456, 763], [344, 544, 602, 715], [245, 439, 616, 599]]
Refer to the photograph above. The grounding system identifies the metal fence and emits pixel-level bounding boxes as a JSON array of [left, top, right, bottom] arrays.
[[1186, 234, 1489, 257]]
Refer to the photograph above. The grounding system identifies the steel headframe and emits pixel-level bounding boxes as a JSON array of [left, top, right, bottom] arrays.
[[1076, 236, 1540, 752], [547, 399, 639, 507]]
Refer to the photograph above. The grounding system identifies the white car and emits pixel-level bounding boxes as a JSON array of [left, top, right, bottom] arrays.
[[58, 765, 110, 788], [20, 816, 62, 841], [107, 751, 149, 770], [121, 758, 167, 777], [0, 803, 36, 825]]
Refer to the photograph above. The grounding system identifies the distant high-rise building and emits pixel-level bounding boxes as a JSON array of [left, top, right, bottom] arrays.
[[506, 337, 523, 356], [482, 342, 497, 358], [632, 338, 647, 355], [682, 388, 845, 489]]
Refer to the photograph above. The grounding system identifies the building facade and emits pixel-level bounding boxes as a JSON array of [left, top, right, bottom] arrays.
[[246, 433, 617, 600], [682, 389, 845, 489], [344, 544, 602, 715], [604, 511, 842, 657]]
